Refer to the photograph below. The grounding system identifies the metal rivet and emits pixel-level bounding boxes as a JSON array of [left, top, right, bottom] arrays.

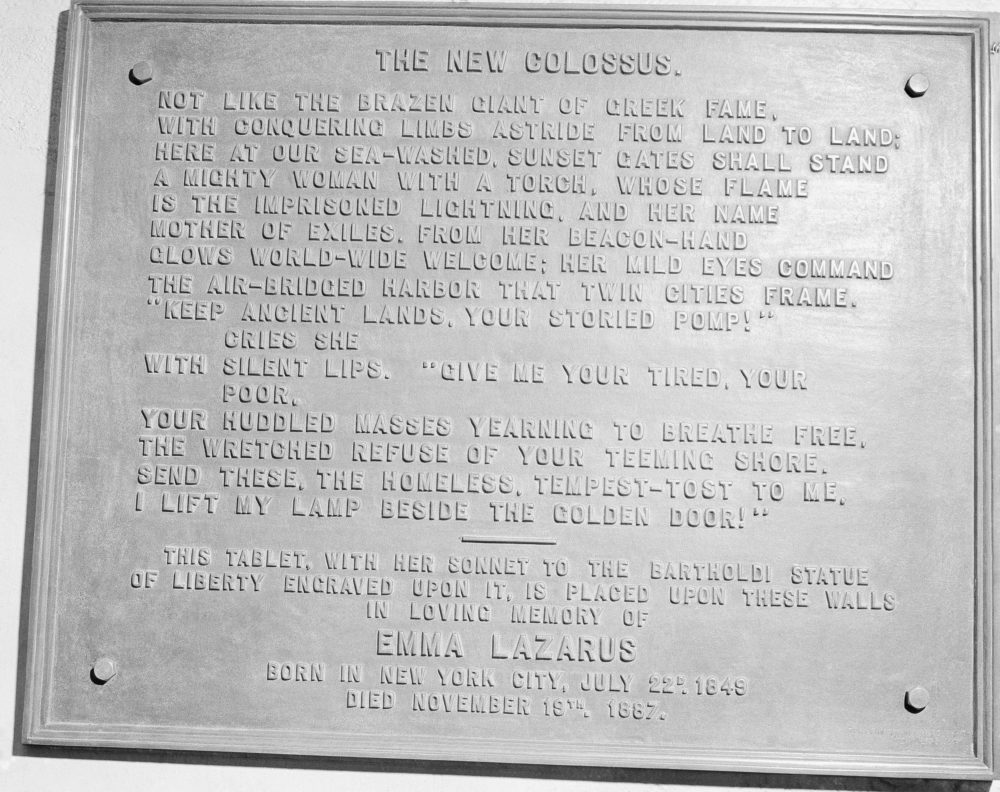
[[129, 61, 153, 85], [92, 657, 117, 684], [905, 686, 930, 713], [905, 73, 929, 98]]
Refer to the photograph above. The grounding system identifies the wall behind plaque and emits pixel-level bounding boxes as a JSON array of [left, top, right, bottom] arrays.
[[0, 0, 995, 791]]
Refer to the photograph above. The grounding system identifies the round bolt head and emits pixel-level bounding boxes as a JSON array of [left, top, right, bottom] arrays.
[[92, 657, 117, 684], [905, 686, 930, 713], [129, 61, 153, 85], [905, 73, 929, 98]]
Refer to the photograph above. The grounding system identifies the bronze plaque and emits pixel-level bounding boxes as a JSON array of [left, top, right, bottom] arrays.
[[23, 1, 1000, 779]]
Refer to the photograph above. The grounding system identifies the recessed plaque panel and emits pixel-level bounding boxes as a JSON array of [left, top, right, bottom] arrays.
[[24, 2, 1000, 779]]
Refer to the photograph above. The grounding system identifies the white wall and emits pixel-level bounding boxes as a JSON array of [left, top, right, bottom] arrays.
[[1, 1, 995, 791]]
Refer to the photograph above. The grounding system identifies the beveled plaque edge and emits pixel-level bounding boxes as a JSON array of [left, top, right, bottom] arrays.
[[20, 1, 1000, 780], [22, 0, 93, 761], [985, 2, 1000, 782]]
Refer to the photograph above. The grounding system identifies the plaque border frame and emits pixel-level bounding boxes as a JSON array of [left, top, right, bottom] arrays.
[[21, 0, 1000, 780]]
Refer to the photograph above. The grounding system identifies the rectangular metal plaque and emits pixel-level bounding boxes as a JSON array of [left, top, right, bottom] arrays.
[[24, 1, 1000, 779]]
